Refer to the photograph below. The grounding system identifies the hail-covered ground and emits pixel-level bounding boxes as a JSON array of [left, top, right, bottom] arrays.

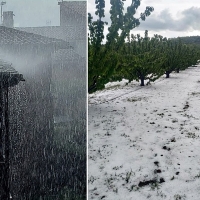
[[88, 65, 200, 200]]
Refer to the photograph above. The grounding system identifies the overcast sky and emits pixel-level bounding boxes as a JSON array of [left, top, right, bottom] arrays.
[[2, 0, 85, 27], [88, 0, 200, 39]]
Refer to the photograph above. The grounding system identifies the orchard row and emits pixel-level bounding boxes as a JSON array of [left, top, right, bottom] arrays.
[[88, 0, 200, 93]]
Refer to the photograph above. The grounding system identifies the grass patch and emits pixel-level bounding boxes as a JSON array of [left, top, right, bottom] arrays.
[[191, 92, 200, 95], [186, 132, 198, 138], [125, 170, 132, 183]]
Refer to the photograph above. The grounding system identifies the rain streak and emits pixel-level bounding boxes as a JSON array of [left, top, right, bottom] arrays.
[[0, 1, 86, 199]]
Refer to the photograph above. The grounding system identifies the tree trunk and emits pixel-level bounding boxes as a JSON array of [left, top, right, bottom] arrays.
[[176, 68, 179, 73], [88, 76, 97, 93], [166, 71, 170, 78], [140, 77, 145, 86]]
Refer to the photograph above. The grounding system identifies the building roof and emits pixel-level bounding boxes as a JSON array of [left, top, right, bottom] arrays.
[[17, 25, 86, 41], [0, 60, 15, 73], [0, 26, 72, 49], [0, 59, 24, 87], [52, 48, 85, 62]]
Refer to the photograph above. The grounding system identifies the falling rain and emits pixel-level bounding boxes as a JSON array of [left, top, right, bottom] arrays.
[[0, 1, 86, 199]]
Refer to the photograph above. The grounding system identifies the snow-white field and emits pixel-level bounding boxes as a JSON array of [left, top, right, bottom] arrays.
[[88, 65, 200, 200]]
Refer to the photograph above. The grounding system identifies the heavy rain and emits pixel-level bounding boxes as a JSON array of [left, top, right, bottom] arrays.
[[0, 1, 86, 199]]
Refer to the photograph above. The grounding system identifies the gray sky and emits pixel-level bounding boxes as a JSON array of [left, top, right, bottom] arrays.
[[2, 0, 86, 27], [88, 0, 200, 38]]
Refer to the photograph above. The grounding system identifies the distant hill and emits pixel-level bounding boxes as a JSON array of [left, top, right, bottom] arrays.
[[171, 36, 200, 45]]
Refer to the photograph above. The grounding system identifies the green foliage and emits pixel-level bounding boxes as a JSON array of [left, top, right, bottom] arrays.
[[88, 1, 200, 93], [161, 39, 181, 77], [88, 0, 154, 93], [161, 39, 200, 77], [172, 36, 200, 46], [117, 31, 165, 85]]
